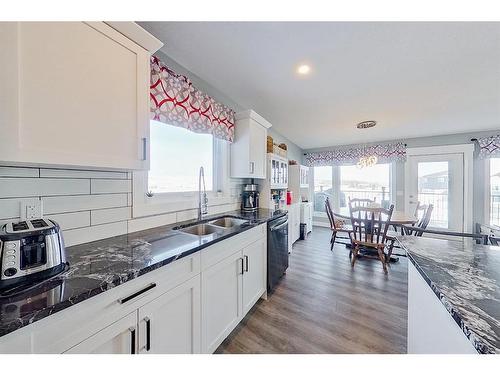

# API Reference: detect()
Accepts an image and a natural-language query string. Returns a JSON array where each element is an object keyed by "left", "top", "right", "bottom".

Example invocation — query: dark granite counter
[
  {"left": 0, "top": 209, "right": 286, "bottom": 339},
  {"left": 398, "top": 236, "right": 500, "bottom": 354}
]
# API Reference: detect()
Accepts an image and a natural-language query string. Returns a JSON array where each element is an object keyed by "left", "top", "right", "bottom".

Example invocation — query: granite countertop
[
  {"left": 0, "top": 209, "right": 286, "bottom": 339},
  {"left": 398, "top": 236, "right": 500, "bottom": 354}
]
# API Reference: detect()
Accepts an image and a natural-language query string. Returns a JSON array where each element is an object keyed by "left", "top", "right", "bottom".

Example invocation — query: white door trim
[{"left": 404, "top": 144, "right": 474, "bottom": 232}]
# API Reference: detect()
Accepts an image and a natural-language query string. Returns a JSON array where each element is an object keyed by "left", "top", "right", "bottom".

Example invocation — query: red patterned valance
[
  {"left": 305, "top": 142, "right": 407, "bottom": 167},
  {"left": 476, "top": 135, "right": 500, "bottom": 158},
  {"left": 150, "top": 56, "right": 235, "bottom": 142}
]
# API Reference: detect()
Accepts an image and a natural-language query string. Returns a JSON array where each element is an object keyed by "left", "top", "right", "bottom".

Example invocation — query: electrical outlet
[{"left": 21, "top": 200, "right": 42, "bottom": 220}]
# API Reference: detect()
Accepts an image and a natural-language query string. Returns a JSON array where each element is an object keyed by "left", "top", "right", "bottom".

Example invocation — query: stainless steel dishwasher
[{"left": 267, "top": 214, "right": 289, "bottom": 292}]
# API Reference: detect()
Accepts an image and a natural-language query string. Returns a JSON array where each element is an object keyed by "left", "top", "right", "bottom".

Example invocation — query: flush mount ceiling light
[
  {"left": 356, "top": 120, "right": 377, "bottom": 129},
  {"left": 297, "top": 64, "right": 311, "bottom": 75}
]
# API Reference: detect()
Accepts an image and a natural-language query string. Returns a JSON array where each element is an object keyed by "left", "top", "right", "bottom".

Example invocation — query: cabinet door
[
  {"left": 64, "top": 312, "right": 137, "bottom": 354},
  {"left": 138, "top": 275, "right": 201, "bottom": 354},
  {"left": 10, "top": 22, "right": 150, "bottom": 170},
  {"left": 249, "top": 121, "right": 267, "bottom": 178},
  {"left": 201, "top": 251, "right": 244, "bottom": 353},
  {"left": 242, "top": 238, "right": 267, "bottom": 315}
]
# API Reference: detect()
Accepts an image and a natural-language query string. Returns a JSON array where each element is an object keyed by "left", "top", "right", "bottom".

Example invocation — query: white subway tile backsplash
[
  {"left": 0, "top": 166, "right": 39, "bottom": 178},
  {"left": 45, "top": 211, "right": 91, "bottom": 230},
  {"left": 40, "top": 168, "right": 128, "bottom": 180},
  {"left": 0, "top": 178, "right": 89, "bottom": 198},
  {"left": 0, "top": 165, "right": 245, "bottom": 247},
  {"left": 90, "top": 179, "right": 132, "bottom": 194},
  {"left": 175, "top": 209, "right": 197, "bottom": 222},
  {"left": 63, "top": 221, "right": 128, "bottom": 247},
  {"left": 91, "top": 207, "right": 132, "bottom": 226},
  {"left": 0, "top": 197, "right": 40, "bottom": 219},
  {"left": 128, "top": 213, "right": 176, "bottom": 233},
  {"left": 42, "top": 194, "right": 128, "bottom": 214}
]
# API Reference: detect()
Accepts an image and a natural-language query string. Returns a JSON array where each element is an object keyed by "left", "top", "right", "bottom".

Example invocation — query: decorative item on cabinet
[
  {"left": 230, "top": 110, "right": 272, "bottom": 179},
  {"left": 267, "top": 136, "right": 274, "bottom": 153}
]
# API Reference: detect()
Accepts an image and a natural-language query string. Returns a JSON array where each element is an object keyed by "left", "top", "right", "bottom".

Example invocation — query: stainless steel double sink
[{"left": 176, "top": 216, "right": 249, "bottom": 237}]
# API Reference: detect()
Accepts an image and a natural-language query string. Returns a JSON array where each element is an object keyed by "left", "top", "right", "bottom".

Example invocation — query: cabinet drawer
[{"left": 201, "top": 224, "right": 266, "bottom": 271}]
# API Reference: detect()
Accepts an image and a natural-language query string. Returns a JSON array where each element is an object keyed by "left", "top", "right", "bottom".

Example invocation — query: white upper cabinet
[
  {"left": 230, "top": 110, "right": 272, "bottom": 179},
  {"left": 0, "top": 22, "right": 162, "bottom": 170}
]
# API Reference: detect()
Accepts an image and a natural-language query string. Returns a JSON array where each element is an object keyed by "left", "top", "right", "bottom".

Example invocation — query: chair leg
[
  {"left": 351, "top": 245, "right": 360, "bottom": 267},
  {"left": 331, "top": 232, "right": 337, "bottom": 251},
  {"left": 377, "top": 247, "right": 388, "bottom": 274}
]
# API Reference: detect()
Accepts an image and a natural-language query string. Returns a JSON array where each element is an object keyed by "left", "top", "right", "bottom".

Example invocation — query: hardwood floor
[{"left": 215, "top": 226, "right": 408, "bottom": 354}]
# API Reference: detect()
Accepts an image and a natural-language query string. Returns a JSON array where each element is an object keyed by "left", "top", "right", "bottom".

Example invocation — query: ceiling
[{"left": 139, "top": 22, "right": 500, "bottom": 150}]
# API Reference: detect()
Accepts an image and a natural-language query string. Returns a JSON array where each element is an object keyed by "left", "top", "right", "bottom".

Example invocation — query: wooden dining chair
[
  {"left": 348, "top": 202, "right": 395, "bottom": 273},
  {"left": 404, "top": 204, "right": 434, "bottom": 236},
  {"left": 349, "top": 197, "right": 376, "bottom": 208},
  {"left": 325, "top": 197, "right": 353, "bottom": 251},
  {"left": 476, "top": 223, "right": 500, "bottom": 246}
]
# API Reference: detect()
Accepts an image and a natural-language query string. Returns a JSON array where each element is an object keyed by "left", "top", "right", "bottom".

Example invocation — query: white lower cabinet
[
  {"left": 0, "top": 224, "right": 267, "bottom": 354},
  {"left": 65, "top": 275, "right": 201, "bottom": 354},
  {"left": 65, "top": 312, "right": 137, "bottom": 354},
  {"left": 201, "top": 236, "right": 267, "bottom": 353},
  {"left": 242, "top": 238, "right": 267, "bottom": 315},
  {"left": 138, "top": 274, "right": 201, "bottom": 354},
  {"left": 201, "top": 251, "right": 244, "bottom": 353}
]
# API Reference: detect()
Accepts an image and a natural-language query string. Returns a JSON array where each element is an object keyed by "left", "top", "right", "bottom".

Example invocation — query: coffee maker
[{"left": 241, "top": 182, "right": 259, "bottom": 212}]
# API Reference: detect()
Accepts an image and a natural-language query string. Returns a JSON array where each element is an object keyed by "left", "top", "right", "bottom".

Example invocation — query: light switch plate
[{"left": 21, "top": 200, "right": 42, "bottom": 220}]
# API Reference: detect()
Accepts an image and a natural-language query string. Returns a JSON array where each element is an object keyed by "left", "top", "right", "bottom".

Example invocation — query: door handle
[
  {"left": 240, "top": 257, "right": 245, "bottom": 275},
  {"left": 249, "top": 161, "right": 255, "bottom": 174},
  {"left": 144, "top": 317, "right": 151, "bottom": 352},
  {"left": 129, "top": 327, "right": 136, "bottom": 354},
  {"left": 244, "top": 255, "right": 249, "bottom": 272}
]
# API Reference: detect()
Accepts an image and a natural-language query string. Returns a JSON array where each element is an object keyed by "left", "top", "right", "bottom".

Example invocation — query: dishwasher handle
[{"left": 270, "top": 220, "right": 288, "bottom": 232}]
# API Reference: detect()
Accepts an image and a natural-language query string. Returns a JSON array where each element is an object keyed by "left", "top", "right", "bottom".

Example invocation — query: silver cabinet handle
[
  {"left": 244, "top": 255, "right": 249, "bottom": 272},
  {"left": 240, "top": 257, "right": 245, "bottom": 274},
  {"left": 249, "top": 161, "right": 255, "bottom": 174},
  {"left": 142, "top": 137, "right": 147, "bottom": 161}
]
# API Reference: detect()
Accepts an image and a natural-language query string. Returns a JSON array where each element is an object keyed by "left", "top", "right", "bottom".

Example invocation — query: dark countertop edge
[
  {"left": 0, "top": 210, "right": 286, "bottom": 338},
  {"left": 401, "top": 243, "right": 493, "bottom": 354}
]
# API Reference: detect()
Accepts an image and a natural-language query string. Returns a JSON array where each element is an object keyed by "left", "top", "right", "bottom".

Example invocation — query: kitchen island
[{"left": 398, "top": 236, "right": 500, "bottom": 354}]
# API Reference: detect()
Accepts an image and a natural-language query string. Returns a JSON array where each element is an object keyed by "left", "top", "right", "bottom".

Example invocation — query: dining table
[{"left": 334, "top": 206, "right": 418, "bottom": 225}]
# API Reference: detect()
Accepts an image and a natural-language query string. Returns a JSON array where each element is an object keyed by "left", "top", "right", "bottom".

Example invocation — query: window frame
[
  {"left": 132, "top": 124, "right": 233, "bottom": 218},
  {"left": 312, "top": 162, "right": 396, "bottom": 218},
  {"left": 485, "top": 157, "right": 500, "bottom": 227}
]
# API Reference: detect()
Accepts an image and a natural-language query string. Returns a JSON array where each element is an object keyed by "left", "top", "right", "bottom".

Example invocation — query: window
[
  {"left": 489, "top": 158, "right": 500, "bottom": 226},
  {"left": 339, "top": 163, "right": 391, "bottom": 208},
  {"left": 313, "top": 166, "right": 332, "bottom": 213},
  {"left": 148, "top": 121, "right": 215, "bottom": 194}
]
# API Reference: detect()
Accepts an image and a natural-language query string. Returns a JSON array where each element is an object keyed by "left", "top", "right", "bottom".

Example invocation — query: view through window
[
  {"left": 313, "top": 166, "right": 332, "bottom": 212},
  {"left": 148, "top": 121, "right": 214, "bottom": 194},
  {"left": 339, "top": 163, "right": 391, "bottom": 208},
  {"left": 490, "top": 158, "right": 500, "bottom": 226},
  {"left": 417, "top": 161, "right": 448, "bottom": 228}
]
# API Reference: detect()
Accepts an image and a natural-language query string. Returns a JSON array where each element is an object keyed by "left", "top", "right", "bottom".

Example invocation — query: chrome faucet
[{"left": 198, "top": 166, "right": 208, "bottom": 221}]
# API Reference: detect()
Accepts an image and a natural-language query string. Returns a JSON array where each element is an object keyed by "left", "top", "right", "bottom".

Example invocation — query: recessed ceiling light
[
  {"left": 356, "top": 120, "right": 377, "bottom": 129},
  {"left": 297, "top": 64, "right": 311, "bottom": 75}
]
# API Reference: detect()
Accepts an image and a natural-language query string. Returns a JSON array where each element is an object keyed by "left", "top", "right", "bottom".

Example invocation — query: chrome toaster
[{"left": 0, "top": 219, "right": 67, "bottom": 292}]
